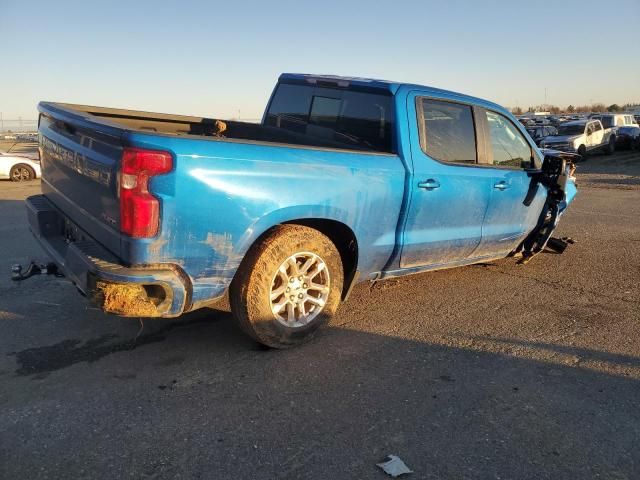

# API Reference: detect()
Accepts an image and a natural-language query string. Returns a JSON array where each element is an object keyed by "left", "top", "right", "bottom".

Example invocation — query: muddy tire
[
  {"left": 10, "top": 164, "right": 35, "bottom": 182},
  {"left": 229, "top": 225, "right": 343, "bottom": 349},
  {"left": 604, "top": 136, "right": 615, "bottom": 155}
]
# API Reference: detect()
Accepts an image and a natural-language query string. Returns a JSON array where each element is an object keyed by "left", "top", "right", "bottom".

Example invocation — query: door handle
[
  {"left": 493, "top": 181, "right": 510, "bottom": 190},
  {"left": 418, "top": 179, "right": 440, "bottom": 190}
]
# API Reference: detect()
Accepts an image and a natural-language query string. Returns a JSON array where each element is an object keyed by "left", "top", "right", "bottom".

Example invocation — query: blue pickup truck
[{"left": 27, "top": 73, "right": 577, "bottom": 347}]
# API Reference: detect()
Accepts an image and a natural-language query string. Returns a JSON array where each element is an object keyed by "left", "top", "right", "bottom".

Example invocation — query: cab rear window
[{"left": 265, "top": 83, "right": 395, "bottom": 153}]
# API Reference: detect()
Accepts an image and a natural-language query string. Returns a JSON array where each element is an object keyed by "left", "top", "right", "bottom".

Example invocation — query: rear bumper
[{"left": 26, "top": 195, "right": 188, "bottom": 317}]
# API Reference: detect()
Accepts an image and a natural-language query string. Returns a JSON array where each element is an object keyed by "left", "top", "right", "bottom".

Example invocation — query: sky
[{"left": 1, "top": 0, "right": 639, "bottom": 122}]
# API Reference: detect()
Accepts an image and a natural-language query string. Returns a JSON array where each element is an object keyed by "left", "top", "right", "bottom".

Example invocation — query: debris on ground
[
  {"left": 546, "top": 236, "right": 576, "bottom": 254},
  {"left": 376, "top": 455, "right": 413, "bottom": 477},
  {"left": 94, "top": 282, "right": 157, "bottom": 316}
]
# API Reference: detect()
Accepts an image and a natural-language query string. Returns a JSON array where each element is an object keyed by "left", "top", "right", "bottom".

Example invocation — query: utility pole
[
  {"left": 0, "top": 112, "right": 3, "bottom": 132},
  {"left": 544, "top": 87, "right": 547, "bottom": 108}
]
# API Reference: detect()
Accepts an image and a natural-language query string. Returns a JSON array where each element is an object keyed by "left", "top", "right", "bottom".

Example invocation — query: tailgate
[{"left": 38, "top": 102, "right": 124, "bottom": 257}]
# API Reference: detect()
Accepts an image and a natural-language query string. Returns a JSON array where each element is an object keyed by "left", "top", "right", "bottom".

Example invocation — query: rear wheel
[
  {"left": 229, "top": 225, "right": 343, "bottom": 348},
  {"left": 10, "top": 164, "right": 35, "bottom": 182},
  {"left": 577, "top": 144, "right": 587, "bottom": 160},
  {"left": 604, "top": 136, "right": 615, "bottom": 155}
]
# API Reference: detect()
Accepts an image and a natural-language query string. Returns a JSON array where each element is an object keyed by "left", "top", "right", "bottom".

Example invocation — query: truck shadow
[{"left": 2, "top": 302, "right": 639, "bottom": 479}]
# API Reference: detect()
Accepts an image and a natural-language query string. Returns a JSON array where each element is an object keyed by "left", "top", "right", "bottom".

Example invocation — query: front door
[
  {"left": 400, "top": 94, "right": 493, "bottom": 269},
  {"left": 473, "top": 109, "right": 547, "bottom": 257}
]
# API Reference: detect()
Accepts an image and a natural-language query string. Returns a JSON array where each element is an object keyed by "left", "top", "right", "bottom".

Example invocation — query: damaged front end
[{"left": 517, "top": 150, "right": 578, "bottom": 264}]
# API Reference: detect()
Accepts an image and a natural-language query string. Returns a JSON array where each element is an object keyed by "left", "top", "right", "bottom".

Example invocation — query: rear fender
[{"left": 234, "top": 204, "right": 354, "bottom": 259}]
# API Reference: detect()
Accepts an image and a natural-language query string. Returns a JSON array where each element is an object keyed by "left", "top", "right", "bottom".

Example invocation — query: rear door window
[{"left": 417, "top": 98, "right": 477, "bottom": 164}]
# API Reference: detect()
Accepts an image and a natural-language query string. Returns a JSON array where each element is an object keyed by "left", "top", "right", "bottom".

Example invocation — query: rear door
[
  {"left": 472, "top": 109, "right": 547, "bottom": 257},
  {"left": 400, "top": 94, "right": 493, "bottom": 268}
]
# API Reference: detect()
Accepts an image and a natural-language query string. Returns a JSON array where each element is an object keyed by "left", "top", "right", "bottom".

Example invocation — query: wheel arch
[
  {"left": 235, "top": 217, "right": 359, "bottom": 301},
  {"left": 283, "top": 218, "right": 359, "bottom": 300}
]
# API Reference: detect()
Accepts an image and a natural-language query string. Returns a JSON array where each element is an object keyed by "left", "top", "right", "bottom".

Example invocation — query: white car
[{"left": 0, "top": 153, "right": 41, "bottom": 181}]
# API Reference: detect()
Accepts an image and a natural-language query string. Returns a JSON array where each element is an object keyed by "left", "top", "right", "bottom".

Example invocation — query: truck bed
[{"left": 46, "top": 103, "right": 379, "bottom": 153}]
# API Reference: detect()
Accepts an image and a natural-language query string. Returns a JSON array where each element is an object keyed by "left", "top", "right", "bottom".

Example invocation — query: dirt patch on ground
[{"left": 94, "top": 282, "right": 158, "bottom": 317}]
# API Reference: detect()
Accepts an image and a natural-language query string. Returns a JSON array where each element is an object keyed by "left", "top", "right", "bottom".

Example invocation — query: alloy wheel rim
[
  {"left": 269, "top": 252, "right": 330, "bottom": 328},
  {"left": 12, "top": 167, "right": 30, "bottom": 181}
]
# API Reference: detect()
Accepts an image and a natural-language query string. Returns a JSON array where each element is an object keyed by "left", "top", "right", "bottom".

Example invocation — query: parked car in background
[
  {"left": 26, "top": 73, "right": 577, "bottom": 348},
  {"left": 615, "top": 125, "right": 640, "bottom": 149},
  {"left": 518, "top": 117, "right": 535, "bottom": 127},
  {"left": 540, "top": 119, "right": 614, "bottom": 156},
  {"left": 591, "top": 114, "right": 636, "bottom": 150},
  {"left": 16, "top": 133, "right": 39, "bottom": 142},
  {"left": 526, "top": 125, "right": 558, "bottom": 146},
  {"left": 534, "top": 117, "right": 551, "bottom": 125},
  {"left": 634, "top": 115, "right": 640, "bottom": 125},
  {"left": 0, "top": 153, "right": 41, "bottom": 181},
  {"left": 547, "top": 116, "right": 564, "bottom": 127},
  {"left": 591, "top": 113, "right": 637, "bottom": 131}
]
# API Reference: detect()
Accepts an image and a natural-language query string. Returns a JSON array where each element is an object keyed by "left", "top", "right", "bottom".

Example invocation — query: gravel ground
[{"left": 0, "top": 150, "right": 639, "bottom": 479}]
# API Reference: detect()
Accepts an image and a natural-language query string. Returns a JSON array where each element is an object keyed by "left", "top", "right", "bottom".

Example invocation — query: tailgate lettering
[{"left": 41, "top": 136, "right": 112, "bottom": 186}]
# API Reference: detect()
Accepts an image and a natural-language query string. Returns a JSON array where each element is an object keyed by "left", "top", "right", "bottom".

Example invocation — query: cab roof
[{"left": 279, "top": 73, "right": 505, "bottom": 112}]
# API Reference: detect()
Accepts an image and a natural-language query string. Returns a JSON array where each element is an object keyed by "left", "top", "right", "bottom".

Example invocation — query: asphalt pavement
[{"left": 0, "top": 150, "right": 639, "bottom": 479}]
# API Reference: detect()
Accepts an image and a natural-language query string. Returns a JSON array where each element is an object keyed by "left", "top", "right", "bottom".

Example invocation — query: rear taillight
[{"left": 120, "top": 147, "right": 172, "bottom": 238}]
